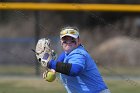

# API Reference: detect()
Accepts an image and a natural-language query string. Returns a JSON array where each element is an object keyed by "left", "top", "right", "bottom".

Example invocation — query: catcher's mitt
[{"left": 35, "top": 38, "right": 57, "bottom": 67}]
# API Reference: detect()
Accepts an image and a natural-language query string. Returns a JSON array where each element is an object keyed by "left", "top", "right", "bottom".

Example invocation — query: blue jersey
[{"left": 59, "top": 45, "right": 108, "bottom": 93}]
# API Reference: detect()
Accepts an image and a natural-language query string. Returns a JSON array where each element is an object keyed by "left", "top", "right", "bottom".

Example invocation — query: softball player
[{"left": 45, "top": 27, "right": 111, "bottom": 93}]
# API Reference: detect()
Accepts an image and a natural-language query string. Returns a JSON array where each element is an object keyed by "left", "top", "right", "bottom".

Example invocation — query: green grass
[
  {"left": 99, "top": 66, "right": 140, "bottom": 76},
  {"left": 106, "top": 80, "right": 140, "bottom": 93},
  {"left": 0, "top": 65, "right": 140, "bottom": 76},
  {"left": 0, "top": 65, "right": 35, "bottom": 75},
  {"left": 0, "top": 77, "right": 139, "bottom": 93},
  {"left": 0, "top": 77, "right": 66, "bottom": 93},
  {"left": 0, "top": 65, "right": 140, "bottom": 93}
]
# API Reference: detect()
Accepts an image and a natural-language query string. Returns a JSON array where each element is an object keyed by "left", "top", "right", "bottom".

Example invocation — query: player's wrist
[{"left": 47, "top": 59, "right": 57, "bottom": 70}]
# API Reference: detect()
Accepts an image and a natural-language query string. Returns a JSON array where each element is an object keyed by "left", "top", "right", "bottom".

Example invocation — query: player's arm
[
  {"left": 48, "top": 61, "right": 83, "bottom": 76},
  {"left": 57, "top": 52, "right": 65, "bottom": 62},
  {"left": 47, "top": 54, "right": 85, "bottom": 76}
]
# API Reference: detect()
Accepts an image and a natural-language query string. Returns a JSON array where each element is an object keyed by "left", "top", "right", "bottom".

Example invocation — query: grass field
[
  {"left": 0, "top": 65, "right": 139, "bottom": 93},
  {"left": 107, "top": 80, "right": 140, "bottom": 93},
  {"left": 0, "top": 65, "right": 35, "bottom": 75},
  {"left": 0, "top": 76, "right": 66, "bottom": 93},
  {"left": 0, "top": 65, "right": 140, "bottom": 76},
  {"left": 98, "top": 66, "right": 140, "bottom": 76},
  {"left": 0, "top": 76, "right": 139, "bottom": 93}
]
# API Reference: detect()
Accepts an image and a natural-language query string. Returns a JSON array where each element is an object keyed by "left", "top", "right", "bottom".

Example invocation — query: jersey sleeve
[{"left": 68, "top": 53, "right": 86, "bottom": 70}]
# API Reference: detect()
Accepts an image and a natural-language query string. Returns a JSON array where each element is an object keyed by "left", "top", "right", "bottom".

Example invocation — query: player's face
[{"left": 61, "top": 36, "right": 79, "bottom": 53}]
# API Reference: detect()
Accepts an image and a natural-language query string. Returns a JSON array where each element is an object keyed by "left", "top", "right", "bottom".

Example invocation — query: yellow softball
[{"left": 44, "top": 69, "right": 56, "bottom": 82}]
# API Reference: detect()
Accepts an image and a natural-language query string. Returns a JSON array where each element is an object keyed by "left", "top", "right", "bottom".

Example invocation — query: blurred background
[{"left": 0, "top": 0, "right": 140, "bottom": 93}]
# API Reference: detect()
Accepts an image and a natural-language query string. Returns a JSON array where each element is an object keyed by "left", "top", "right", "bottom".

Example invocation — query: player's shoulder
[{"left": 71, "top": 45, "right": 88, "bottom": 56}]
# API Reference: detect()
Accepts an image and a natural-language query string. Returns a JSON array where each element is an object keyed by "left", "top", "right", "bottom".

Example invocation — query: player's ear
[{"left": 77, "top": 37, "right": 81, "bottom": 45}]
